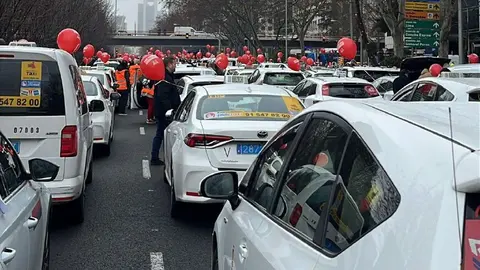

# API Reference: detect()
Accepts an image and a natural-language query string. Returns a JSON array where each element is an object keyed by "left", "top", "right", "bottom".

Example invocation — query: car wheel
[
  {"left": 170, "top": 180, "right": 182, "bottom": 218},
  {"left": 70, "top": 190, "right": 85, "bottom": 224},
  {"left": 211, "top": 239, "right": 219, "bottom": 270},
  {"left": 86, "top": 160, "right": 93, "bottom": 184}
]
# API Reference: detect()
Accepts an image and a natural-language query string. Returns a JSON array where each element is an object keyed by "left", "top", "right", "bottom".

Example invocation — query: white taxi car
[
  {"left": 292, "top": 77, "right": 381, "bottom": 107},
  {"left": 0, "top": 130, "right": 59, "bottom": 269},
  {"left": 0, "top": 46, "right": 93, "bottom": 224},
  {"left": 198, "top": 100, "right": 480, "bottom": 270},
  {"left": 82, "top": 75, "right": 119, "bottom": 156},
  {"left": 163, "top": 84, "right": 304, "bottom": 218},
  {"left": 80, "top": 67, "right": 120, "bottom": 107},
  {"left": 333, "top": 66, "right": 400, "bottom": 82},
  {"left": 174, "top": 66, "right": 217, "bottom": 83},
  {"left": 390, "top": 77, "right": 480, "bottom": 102},
  {"left": 248, "top": 67, "right": 305, "bottom": 91},
  {"left": 175, "top": 75, "right": 224, "bottom": 101}
]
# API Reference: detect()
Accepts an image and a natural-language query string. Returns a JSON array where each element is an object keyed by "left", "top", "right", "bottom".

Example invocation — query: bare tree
[
  {"left": 290, "top": 0, "right": 328, "bottom": 54},
  {"left": 438, "top": 0, "right": 456, "bottom": 57},
  {"left": 354, "top": 0, "right": 379, "bottom": 65}
]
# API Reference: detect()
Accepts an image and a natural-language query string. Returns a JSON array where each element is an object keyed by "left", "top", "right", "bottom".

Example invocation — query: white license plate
[{"left": 12, "top": 141, "right": 20, "bottom": 153}]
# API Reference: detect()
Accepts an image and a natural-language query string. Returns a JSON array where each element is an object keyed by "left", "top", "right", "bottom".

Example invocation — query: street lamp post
[
  {"left": 458, "top": 0, "right": 464, "bottom": 63},
  {"left": 114, "top": 0, "right": 118, "bottom": 33},
  {"left": 349, "top": 0, "right": 353, "bottom": 38},
  {"left": 285, "top": 0, "right": 288, "bottom": 58}
]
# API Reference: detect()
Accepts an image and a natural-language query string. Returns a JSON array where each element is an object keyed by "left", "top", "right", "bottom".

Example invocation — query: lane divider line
[
  {"left": 139, "top": 110, "right": 144, "bottom": 116},
  {"left": 140, "top": 127, "right": 145, "bottom": 135},
  {"left": 150, "top": 252, "right": 165, "bottom": 270},
  {"left": 142, "top": 160, "right": 151, "bottom": 179}
]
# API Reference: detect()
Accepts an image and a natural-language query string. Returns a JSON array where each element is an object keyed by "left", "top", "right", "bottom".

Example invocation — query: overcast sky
[{"left": 110, "top": 0, "right": 164, "bottom": 31}]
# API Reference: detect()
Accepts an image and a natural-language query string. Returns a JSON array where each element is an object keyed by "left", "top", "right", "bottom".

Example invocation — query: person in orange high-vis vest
[
  {"left": 115, "top": 60, "right": 131, "bottom": 115},
  {"left": 141, "top": 78, "right": 155, "bottom": 124},
  {"left": 129, "top": 59, "right": 142, "bottom": 86}
]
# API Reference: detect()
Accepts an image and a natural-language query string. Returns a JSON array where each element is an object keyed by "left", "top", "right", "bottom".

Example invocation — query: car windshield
[
  {"left": 352, "top": 70, "right": 400, "bottom": 82},
  {"left": 82, "top": 81, "right": 98, "bottom": 96},
  {"left": 197, "top": 94, "right": 304, "bottom": 121},
  {"left": 88, "top": 73, "right": 105, "bottom": 85},
  {"left": 0, "top": 59, "right": 65, "bottom": 116},
  {"left": 263, "top": 73, "right": 304, "bottom": 86}
]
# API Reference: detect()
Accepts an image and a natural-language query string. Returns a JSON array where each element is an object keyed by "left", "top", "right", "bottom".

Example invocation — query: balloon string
[{"left": 154, "top": 80, "right": 184, "bottom": 89}]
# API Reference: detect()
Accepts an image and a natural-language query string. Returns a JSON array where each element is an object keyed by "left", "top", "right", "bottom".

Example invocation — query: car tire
[
  {"left": 170, "top": 181, "right": 182, "bottom": 218},
  {"left": 86, "top": 161, "right": 93, "bottom": 184},
  {"left": 212, "top": 239, "right": 219, "bottom": 270},
  {"left": 70, "top": 190, "right": 85, "bottom": 224},
  {"left": 103, "top": 142, "right": 111, "bottom": 157}
]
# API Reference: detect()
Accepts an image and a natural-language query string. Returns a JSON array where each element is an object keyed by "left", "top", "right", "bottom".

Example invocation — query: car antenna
[{"left": 448, "top": 107, "right": 463, "bottom": 253}]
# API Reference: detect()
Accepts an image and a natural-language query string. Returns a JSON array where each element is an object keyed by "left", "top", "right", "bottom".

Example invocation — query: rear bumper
[
  {"left": 175, "top": 155, "right": 246, "bottom": 204},
  {"left": 42, "top": 175, "right": 83, "bottom": 203}
]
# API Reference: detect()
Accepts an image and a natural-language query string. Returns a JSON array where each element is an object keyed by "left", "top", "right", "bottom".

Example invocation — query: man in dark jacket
[
  {"left": 151, "top": 57, "right": 180, "bottom": 165},
  {"left": 392, "top": 69, "right": 411, "bottom": 94}
]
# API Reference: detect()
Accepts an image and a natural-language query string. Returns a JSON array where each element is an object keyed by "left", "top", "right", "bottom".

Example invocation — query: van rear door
[{"left": 0, "top": 51, "right": 66, "bottom": 180}]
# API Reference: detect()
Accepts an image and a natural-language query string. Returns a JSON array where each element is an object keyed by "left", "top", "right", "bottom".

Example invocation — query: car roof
[
  {"left": 258, "top": 67, "right": 300, "bottom": 73},
  {"left": 309, "top": 77, "right": 370, "bottom": 83},
  {"left": 196, "top": 84, "right": 291, "bottom": 96},
  {"left": 448, "top": 64, "right": 480, "bottom": 73},
  {"left": 84, "top": 70, "right": 107, "bottom": 75},
  {"left": 81, "top": 75, "right": 98, "bottom": 83},
  {"left": 341, "top": 66, "right": 400, "bottom": 71},
  {"left": 375, "top": 76, "right": 398, "bottom": 81},
  {"left": 183, "top": 75, "right": 224, "bottom": 82},
  {"left": 303, "top": 100, "right": 479, "bottom": 150},
  {"left": 416, "top": 77, "right": 479, "bottom": 92},
  {"left": 0, "top": 45, "right": 73, "bottom": 60}
]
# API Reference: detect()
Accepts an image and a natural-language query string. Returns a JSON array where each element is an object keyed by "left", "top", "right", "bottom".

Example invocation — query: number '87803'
[{"left": 13, "top": 127, "right": 40, "bottom": 134}]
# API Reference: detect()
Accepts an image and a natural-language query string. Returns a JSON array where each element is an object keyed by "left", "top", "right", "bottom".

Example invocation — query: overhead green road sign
[
  {"left": 405, "top": 39, "right": 440, "bottom": 47},
  {"left": 405, "top": 28, "right": 440, "bottom": 38},
  {"left": 405, "top": 20, "right": 440, "bottom": 29}
]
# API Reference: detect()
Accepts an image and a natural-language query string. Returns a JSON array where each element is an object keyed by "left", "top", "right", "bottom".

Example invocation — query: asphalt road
[{"left": 50, "top": 109, "right": 222, "bottom": 270}]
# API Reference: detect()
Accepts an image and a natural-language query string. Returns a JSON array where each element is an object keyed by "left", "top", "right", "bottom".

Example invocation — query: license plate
[
  {"left": 236, "top": 144, "right": 263, "bottom": 155},
  {"left": 12, "top": 141, "right": 20, "bottom": 153}
]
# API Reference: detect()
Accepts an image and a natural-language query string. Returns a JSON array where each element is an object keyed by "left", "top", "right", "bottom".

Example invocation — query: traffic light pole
[{"left": 458, "top": 0, "right": 463, "bottom": 63}]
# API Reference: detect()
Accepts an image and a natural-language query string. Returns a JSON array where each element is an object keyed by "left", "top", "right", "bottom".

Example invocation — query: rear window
[
  {"left": 197, "top": 94, "right": 304, "bottom": 121},
  {"left": 264, "top": 73, "right": 304, "bottom": 86},
  {"left": 0, "top": 59, "right": 65, "bottom": 116},
  {"left": 352, "top": 70, "right": 400, "bottom": 82},
  {"left": 327, "top": 83, "right": 377, "bottom": 98},
  {"left": 88, "top": 73, "right": 105, "bottom": 85},
  {"left": 83, "top": 81, "right": 98, "bottom": 96},
  {"left": 187, "top": 81, "right": 224, "bottom": 93},
  {"left": 314, "top": 72, "right": 334, "bottom": 77}
]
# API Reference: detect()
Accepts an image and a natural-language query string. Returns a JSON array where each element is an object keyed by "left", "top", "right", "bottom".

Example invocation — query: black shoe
[{"left": 150, "top": 159, "right": 164, "bottom": 166}]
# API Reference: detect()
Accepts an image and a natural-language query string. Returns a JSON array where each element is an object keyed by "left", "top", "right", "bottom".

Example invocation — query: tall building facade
[
  {"left": 137, "top": 0, "right": 157, "bottom": 33},
  {"left": 115, "top": 15, "right": 127, "bottom": 31}
]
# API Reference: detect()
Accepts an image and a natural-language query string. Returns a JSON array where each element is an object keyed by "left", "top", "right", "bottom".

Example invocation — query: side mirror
[
  {"left": 28, "top": 159, "right": 59, "bottom": 182},
  {"left": 89, "top": 100, "right": 105, "bottom": 112},
  {"left": 110, "top": 92, "right": 121, "bottom": 100},
  {"left": 165, "top": 109, "right": 173, "bottom": 121},
  {"left": 112, "top": 82, "right": 119, "bottom": 89},
  {"left": 200, "top": 171, "right": 239, "bottom": 208}
]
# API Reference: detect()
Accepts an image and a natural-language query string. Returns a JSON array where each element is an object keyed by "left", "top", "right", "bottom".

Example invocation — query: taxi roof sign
[{"left": 224, "top": 75, "right": 249, "bottom": 84}]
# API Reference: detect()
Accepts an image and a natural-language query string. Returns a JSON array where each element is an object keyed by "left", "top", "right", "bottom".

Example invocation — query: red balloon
[
  {"left": 241, "top": 54, "right": 249, "bottom": 64},
  {"left": 257, "top": 54, "right": 266, "bottom": 63},
  {"left": 122, "top": 56, "right": 130, "bottom": 62},
  {"left": 246, "top": 50, "right": 251, "bottom": 55},
  {"left": 301, "top": 56, "right": 307, "bottom": 62},
  {"left": 215, "top": 53, "right": 228, "bottom": 70},
  {"left": 205, "top": 52, "right": 212, "bottom": 58},
  {"left": 82, "top": 57, "right": 89, "bottom": 65},
  {"left": 429, "top": 64, "right": 443, "bottom": 77},
  {"left": 337, "top": 37, "right": 357, "bottom": 59},
  {"left": 83, "top": 44, "right": 95, "bottom": 58},
  {"left": 226, "top": 48, "right": 231, "bottom": 53},
  {"left": 320, "top": 48, "right": 326, "bottom": 54},
  {"left": 306, "top": 58, "right": 314, "bottom": 66},
  {"left": 140, "top": 55, "right": 165, "bottom": 80},
  {"left": 100, "top": 53, "right": 110, "bottom": 63},
  {"left": 57, "top": 28, "right": 81, "bottom": 54},
  {"left": 277, "top": 52, "right": 284, "bottom": 58},
  {"left": 277, "top": 58, "right": 282, "bottom": 63},
  {"left": 256, "top": 48, "right": 262, "bottom": 54},
  {"left": 287, "top": 57, "right": 301, "bottom": 71},
  {"left": 468, "top": 53, "right": 479, "bottom": 63},
  {"left": 96, "top": 51, "right": 102, "bottom": 58},
  {"left": 155, "top": 49, "right": 160, "bottom": 55},
  {"left": 206, "top": 44, "right": 211, "bottom": 50},
  {"left": 149, "top": 47, "right": 154, "bottom": 52},
  {"left": 243, "top": 46, "right": 248, "bottom": 52},
  {"left": 230, "top": 51, "right": 237, "bottom": 58},
  {"left": 100, "top": 48, "right": 104, "bottom": 51},
  {"left": 196, "top": 52, "right": 203, "bottom": 59}
]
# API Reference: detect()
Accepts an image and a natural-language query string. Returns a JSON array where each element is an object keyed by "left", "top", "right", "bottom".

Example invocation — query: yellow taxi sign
[
  {"left": 0, "top": 96, "right": 40, "bottom": 108},
  {"left": 204, "top": 111, "right": 292, "bottom": 119},
  {"left": 207, "top": 95, "right": 225, "bottom": 99}
]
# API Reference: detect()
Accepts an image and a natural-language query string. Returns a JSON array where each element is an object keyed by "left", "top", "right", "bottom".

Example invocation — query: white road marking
[
  {"left": 139, "top": 110, "right": 144, "bottom": 116},
  {"left": 150, "top": 252, "right": 164, "bottom": 270},
  {"left": 140, "top": 127, "right": 145, "bottom": 135},
  {"left": 142, "top": 160, "right": 151, "bottom": 179}
]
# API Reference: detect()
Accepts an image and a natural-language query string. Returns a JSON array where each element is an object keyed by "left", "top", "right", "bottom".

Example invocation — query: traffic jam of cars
[{"left": 0, "top": 40, "right": 479, "bottom": 269}]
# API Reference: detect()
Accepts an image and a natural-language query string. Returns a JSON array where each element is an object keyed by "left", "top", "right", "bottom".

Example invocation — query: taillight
[
  {"left": 289, "top": 203, "right": 303, "bottom": 226},
  {"left": 184, "top": 133, "right": 232, "bottom": 148},
  {"left": 60, "top": 125, "right": 78, "bottom": 157},
  {"left": 322, "top": 84, "right": 329, "bottom": 96},
  {"left": 364, "top": 85, "right": 379, "bottom": 97},
  {"left": 462, "top": 193, "right": 480, "bottom": 270}
]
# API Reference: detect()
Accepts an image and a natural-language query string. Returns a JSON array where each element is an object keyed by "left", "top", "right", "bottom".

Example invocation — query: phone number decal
[{"left": 0, "top": 96, "right": 40, "bottom": 108}]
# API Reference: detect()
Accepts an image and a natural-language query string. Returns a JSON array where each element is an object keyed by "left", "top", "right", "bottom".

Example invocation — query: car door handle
[
  {"left": 26, "top": 217, "right": 38, "bottom": 229},
  {"left": 1, "top": 248, "right": 16, "bottom": 264},
  {"left": 167, "top": 129, "right": 171, "bottom": 133},
  {"left": 173, "top": 130, "right": 178, "bottom": 135},
  {"left": 238, "top": 243, "right": 248, "bottom": 261}
]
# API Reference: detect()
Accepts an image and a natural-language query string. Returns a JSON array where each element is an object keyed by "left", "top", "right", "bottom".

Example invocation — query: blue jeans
[{"left": 151, "top": 117, "right": 166, "bottom": 161}]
